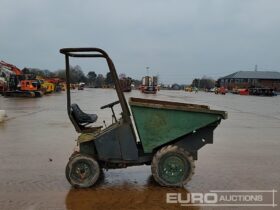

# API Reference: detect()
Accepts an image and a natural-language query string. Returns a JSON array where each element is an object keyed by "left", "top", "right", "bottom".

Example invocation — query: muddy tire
[
  {"left": 151, "top": 145, "right": 195, "bottom": 187},
  {"left": 65, "top": 154, "right": 100, "bottom": 188},
  {"left": 69, "top": 151, "right": 80, "bottom": 160}
]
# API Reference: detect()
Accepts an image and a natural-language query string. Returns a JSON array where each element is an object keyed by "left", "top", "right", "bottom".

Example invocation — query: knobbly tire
[
  {"left": 68, "top": 151, "right": 80, "bottom": 160},
  {"left": 151, "top": 145, "right": 195, "bottom": 187},
  {"left": 65, "top": 154, "right": 100, "bottom": 188}
]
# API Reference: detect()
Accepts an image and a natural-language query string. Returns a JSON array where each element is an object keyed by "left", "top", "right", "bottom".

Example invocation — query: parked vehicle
[
  {"left": 215, "top": 87, "right": 227, "bottom": 95},
  {"left": 39, "top": 80, "right": 55, "bottom": 94},
  {"left": 119, "top": 77, "right": 132, "bottom": 92},
  {"left": 1, "top": 61, "right": 43, "bottom": 97},
  {"left": 4, "top": 76, "right": 43, "bottom": 97},
  {"left": 140, "top": 76, "right": 158, "bottom": 94},
  {"left": 78, "top": 82, "right": 85, "bottom": 90},
  {"left": 239, "top": 89, "right": 249, "bottom": 95},
  {"left": 60, "top": 48, "right": 227, "bottom": 188},
  {"left": 249, "top": 88, "right": 275, "bottom": 96},
  {"left": 185, "top": 86, "right": 192, "bottom": 92}
]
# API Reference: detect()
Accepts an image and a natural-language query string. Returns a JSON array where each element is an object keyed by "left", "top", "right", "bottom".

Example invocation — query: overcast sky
[{"left": 1, "top": 0, "right": 280, "bottom": 84}]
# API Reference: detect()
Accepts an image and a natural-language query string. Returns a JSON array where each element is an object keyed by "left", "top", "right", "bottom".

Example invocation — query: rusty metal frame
[{"left": 60, "top": 48, "right": 131, "bottom": 132}]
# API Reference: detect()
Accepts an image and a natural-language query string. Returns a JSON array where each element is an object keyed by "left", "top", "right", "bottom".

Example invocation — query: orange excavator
[
  {"left": 0, "top": 61, "right": 43, "bottom": 97},
  {"left": 0, "top": 60, "right": 21, "bottom": 75}
]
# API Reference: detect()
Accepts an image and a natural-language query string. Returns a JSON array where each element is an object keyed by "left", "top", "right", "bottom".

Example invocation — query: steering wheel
[{"left": 100, "top": 100, "right": 120, "bottom": 109}]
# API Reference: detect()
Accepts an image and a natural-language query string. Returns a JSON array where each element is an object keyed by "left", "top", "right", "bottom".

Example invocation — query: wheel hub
[
  {"left": 159, "top": 154, "right": 188, "bottom": 184},
  {"left": 72, "top": 161, "right": 92, "bottom": 181}
]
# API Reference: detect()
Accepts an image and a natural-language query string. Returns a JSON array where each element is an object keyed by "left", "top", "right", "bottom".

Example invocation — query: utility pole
[
  {"left": 254, "top": 64, "right": 258, "bottom": 71},
  {"left": 146, "top": 66, "right": 150, "bottom": 76}
]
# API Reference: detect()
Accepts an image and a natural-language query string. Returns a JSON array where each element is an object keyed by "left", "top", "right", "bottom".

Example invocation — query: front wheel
[
  {"left": 151, "top": 145, "right": 195, "bottom": 187},
  {"left": 65, "top": 154, "right": 100, "bottom": 188}
]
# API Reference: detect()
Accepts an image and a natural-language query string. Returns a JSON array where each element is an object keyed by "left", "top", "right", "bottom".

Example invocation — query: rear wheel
[
  {"left": 65, "top": 154, "right": 100, "bottom": 188},
  {"left": 151, "top": 145, "right": 195, "bottom": 187}
]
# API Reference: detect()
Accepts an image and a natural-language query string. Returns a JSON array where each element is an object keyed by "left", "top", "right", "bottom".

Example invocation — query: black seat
[{"left": 71, "top": 104, "right": 98, "bottom": 124}]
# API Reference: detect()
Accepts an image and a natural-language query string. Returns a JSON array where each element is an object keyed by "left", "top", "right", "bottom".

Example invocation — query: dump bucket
[{"left": 129, "top": 98, "right": 227, "bottom": 153}]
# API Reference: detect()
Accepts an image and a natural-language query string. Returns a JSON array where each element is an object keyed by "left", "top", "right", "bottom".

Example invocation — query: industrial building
[{"left": 217, "top": 71, "right": 280, "bottom": 91}]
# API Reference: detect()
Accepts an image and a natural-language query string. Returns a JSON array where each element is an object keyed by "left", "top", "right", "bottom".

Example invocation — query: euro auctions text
[{"left": 166, "top": 190, "right": 277, "bottom": 207}]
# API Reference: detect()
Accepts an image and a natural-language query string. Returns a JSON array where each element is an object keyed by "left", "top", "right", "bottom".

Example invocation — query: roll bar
[{"left": 59, "top": 48, "right": 131, "bottom": 123}]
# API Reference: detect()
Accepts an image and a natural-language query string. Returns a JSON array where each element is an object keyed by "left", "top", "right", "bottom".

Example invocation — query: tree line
[
  {"left": 191, "top": 76, "right": 215, "bottom": 89},
  {"left": 22, "top": 65, "right": 119, "bottom": 88},
  {"left": 21, "top": 65, "right": 216, "bottom": 89}
]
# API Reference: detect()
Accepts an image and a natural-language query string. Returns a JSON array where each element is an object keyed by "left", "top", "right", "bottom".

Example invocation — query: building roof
[{"left": 220, "top": 71, "right": 280, "bottom": 80}]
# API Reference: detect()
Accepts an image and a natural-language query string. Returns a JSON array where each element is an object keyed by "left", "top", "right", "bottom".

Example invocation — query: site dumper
[{"left": 60, "top": 48, "right": 227, "bottom": 188}]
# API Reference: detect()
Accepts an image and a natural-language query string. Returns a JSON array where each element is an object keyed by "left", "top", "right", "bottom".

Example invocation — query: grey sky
[{"left": 1, "top": 0, "right": 280, "bottom": 84}]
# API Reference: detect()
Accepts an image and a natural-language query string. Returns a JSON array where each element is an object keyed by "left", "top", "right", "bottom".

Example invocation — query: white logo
[{"left": 166, "top": 190, "right": 277, "bottom": 207}]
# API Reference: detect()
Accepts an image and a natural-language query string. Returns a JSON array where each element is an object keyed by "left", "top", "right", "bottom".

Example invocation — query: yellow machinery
[
  {"left": 41, "top": 82, "right": 55, "bottom": 94},
  {"left": 185, "top": 86, "right": 193, "bottom": 92}
]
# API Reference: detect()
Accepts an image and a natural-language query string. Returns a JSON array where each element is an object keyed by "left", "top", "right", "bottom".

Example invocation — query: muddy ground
[{"left": 0, "top": 89, "right": 279, "bottom": 210}]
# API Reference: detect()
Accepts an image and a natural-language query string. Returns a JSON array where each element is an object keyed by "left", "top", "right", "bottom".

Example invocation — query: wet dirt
[{"left": 0, "top": 89, "right": 279, "bottom": 210}]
